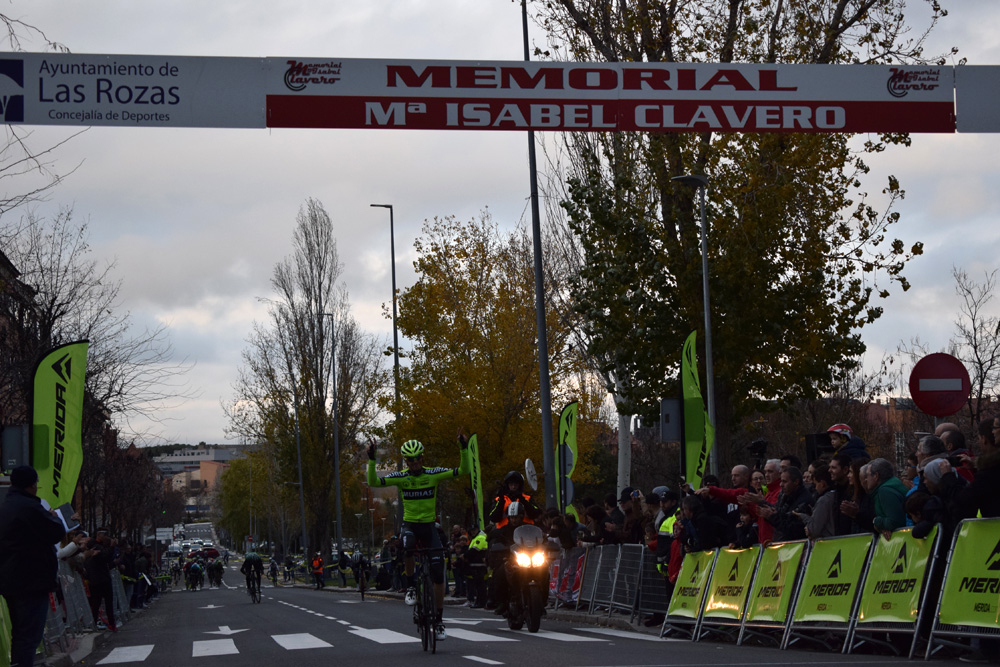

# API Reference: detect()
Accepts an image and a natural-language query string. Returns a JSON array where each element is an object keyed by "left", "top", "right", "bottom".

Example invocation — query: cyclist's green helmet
[{"left": 401, "top": 440, "right": 424, "bottom": 458}]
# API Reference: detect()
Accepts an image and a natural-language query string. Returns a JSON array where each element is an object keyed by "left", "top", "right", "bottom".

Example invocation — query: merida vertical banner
[
  {"left": 32, "top": 340, "right": 88, "bottom": 508},
  {"left": 702, "top": 546, "right": 761, "bottom": 622},
  {"left": 556, "top": 401, "right": 578, "bottom": 517},
  {"left": 468, "top": 434, "right": 484, "bottom": 531},
  {"left": 792, "top": 534, "right": 873, "bottom": 624},
  {"left": 681, "top": 331, "right": 711, "bottom": 489},
  {"left": 936, "top": 518, "right": 1000, "bottom": 628}
]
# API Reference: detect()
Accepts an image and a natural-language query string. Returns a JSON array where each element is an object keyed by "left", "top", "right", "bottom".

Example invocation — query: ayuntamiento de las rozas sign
[{"left": 5, "top": 53, "right": 998, "bottom": 132}]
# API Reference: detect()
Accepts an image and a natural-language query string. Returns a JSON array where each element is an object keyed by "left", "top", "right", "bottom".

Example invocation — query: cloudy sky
[{"left": 6, "top": 1, "right": 1000, "bottom": 445}]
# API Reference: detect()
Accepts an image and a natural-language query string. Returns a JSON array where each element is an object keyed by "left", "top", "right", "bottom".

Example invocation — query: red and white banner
[
  {"left": 266, "top": 59, "right": 956, "bottom": 133},
  {"left": 0, "top": 52, "right": 976, "bottom": 133}
]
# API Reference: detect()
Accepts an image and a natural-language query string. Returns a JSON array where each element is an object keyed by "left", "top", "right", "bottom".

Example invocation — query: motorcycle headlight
[
  {"left": 531, "top": 551, "right": 546, "bottom": 567},
  {"left": 514, "top": 551, "right": 531, "bottom": 567}
]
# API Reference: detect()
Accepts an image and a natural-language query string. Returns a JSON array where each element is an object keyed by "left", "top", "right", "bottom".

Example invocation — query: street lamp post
[
  {"left": 354, "top": 513, "right": 364, "bottom": 552},
  {"left": 292, "top": 387, "right": 310, "bottom": 556},
  {"left": 519, "top": 0, "right": 557, "bottom": 508},
  {"left": 370, "top": 203, "right": 405, "bottom": 527},
  {"left": 671, "top": 174, "right": 718, "bottom": 478},
  {"left": 325, "top": 313, "right": 343, "bottom": 550},
  {"left": 369, "top": 508, "right": 375, "bottom": 557}
]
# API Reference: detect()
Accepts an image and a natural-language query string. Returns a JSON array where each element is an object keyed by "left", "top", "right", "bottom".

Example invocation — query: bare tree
[
  {"left": 951, "top": 268, "right": 1000, "bottom": 427},
  {"left": 1, "top": 208, "right": 195, "bottom": 440},
  {"left": 225, "top": 199, "right": 389, "bottom": 565}
]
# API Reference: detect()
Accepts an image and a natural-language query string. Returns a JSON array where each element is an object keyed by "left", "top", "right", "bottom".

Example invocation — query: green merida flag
[
  {"left": 557, "top": 401, "right": 579, "bottom": 520},
  {"left": 682, "top": 331, "right": 713, "bottom": 490},
  {"left": 32, "top": 340, "right": 89, "bottom": 507},
  {"left": 468, "top": 434, "right": 484, "bottom": 531}
]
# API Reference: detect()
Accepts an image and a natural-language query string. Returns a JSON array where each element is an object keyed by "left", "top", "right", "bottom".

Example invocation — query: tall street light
[
  {"left": 370, "top": 203, "right": 404, "bottom": 529},
  {"left": 520, "top": 0, "right": 557, "bottom": 508},
  {"left": 325, "top": 312, "right": 343, "bottom": 551},
  {"left": 671, "top": 173, "right": 718, "bottom": 478}
]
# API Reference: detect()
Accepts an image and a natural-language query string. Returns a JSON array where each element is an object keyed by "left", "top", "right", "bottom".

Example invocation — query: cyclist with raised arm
[
  {"left": 241, "top": 551, "right": 263, "bottom": 598},
  {"left": 366, "top": 431, "right": 471, "bottom": 642}
]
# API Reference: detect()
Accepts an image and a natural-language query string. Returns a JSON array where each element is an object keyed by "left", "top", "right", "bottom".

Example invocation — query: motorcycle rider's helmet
[
  {"left": 401, "top": 440, "right": 425, "bottom": 458},
  {"left": 503, "top": 470, "right": 525, "bottom": 492},
  {"left": 507, "top": 500, "right": 526, "bottom": 521}
]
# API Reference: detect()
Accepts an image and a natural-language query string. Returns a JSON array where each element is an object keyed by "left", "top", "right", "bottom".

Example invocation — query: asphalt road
[{"left": 85, "top": 571, "right": 957, "bottom": 667}]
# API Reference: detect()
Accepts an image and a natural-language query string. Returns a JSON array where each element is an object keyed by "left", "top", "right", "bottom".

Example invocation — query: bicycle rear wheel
[{"left": 359, "top": 574, "right": 366, "bottom": 601}]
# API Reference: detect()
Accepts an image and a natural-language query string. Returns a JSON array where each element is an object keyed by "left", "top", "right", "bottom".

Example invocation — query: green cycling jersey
[{"left": 367, "top": 446, "right": 471, "bottom": 523}]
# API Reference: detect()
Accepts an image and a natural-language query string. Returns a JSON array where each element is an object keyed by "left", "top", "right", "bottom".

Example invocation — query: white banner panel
[
  {"left": 956, "top": 66, "right": 1000, "bottom": 132},
  {"left": 1, "top": 53, "right": 265, "bottom": 128}
]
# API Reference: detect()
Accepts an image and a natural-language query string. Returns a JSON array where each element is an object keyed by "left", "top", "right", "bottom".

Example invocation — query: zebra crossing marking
[
  {"left": 97, "top": 645, "right": 154, "bottom": 664},
  {"left": 446, "top": 628, "right": 519, "bottom": 642},
  {"left": 192, "top": 638, "right": 238, "bottom": 657},
  {"left": 271, "top": 633, "right": 333, "bottom": 650}
]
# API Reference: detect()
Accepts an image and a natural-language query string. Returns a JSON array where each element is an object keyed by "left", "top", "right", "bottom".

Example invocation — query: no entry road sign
[{"left": 908, "top": 353, "right": 971, "bottom": 418}]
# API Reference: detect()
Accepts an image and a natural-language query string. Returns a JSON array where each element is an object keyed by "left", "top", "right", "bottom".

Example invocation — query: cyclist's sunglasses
[{"left": 404, "top": 455, "right": 423, "bottom": 462}]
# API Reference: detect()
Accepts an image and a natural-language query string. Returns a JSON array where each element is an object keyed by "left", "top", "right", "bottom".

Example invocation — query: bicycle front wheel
[{"left": 423, "top": 573, "right": 436, "bottom": 654}]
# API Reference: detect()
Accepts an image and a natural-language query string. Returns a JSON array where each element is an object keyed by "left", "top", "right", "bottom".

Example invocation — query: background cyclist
[
  {"left": 241, "top": 551, "right": 263, "bottom": 595},
  {"left": 366, "top": 430, "right": 471, "bottom": 642}
]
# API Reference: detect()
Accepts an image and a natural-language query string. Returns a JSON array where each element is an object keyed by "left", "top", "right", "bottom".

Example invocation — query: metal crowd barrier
[{"left": 56, "top": 560, "right": 95, "bottom": 633}]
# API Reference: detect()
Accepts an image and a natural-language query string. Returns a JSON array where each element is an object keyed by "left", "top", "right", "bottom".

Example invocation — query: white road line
[
  {"left": 464, "top": 656, "right": 504, "bottom": 665},
  {"left": 575, "top": 627, "right": 686, "bottom": 641},
  {"left": 504, "top": 628, "right": 605, "bottom": 642},
  {"left": 271, "top": 633, "right": 333, "bottom": 650},
  {"left": 447, "top": 628, "right": 519, "bottom": 642},
  {"left": 192, "top": 639, "right": 239, "bottom": 657},
  {"left": 97, "top": 645, "right": 155, "bottom": 664},
  {"left": 325, "top": 616, "right": 337, "bottom": 620},
  {"left": 337, "top": 620, "right": 351, "bottom": 625},
  {"left": 348, "top": 628, "right": 421, "bottom": 644}
]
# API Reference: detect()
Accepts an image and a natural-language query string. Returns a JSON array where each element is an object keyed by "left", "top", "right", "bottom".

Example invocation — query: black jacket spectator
[
  {"left": 767, "top": 481, "right": 812, "bottom": 541},
  {"left": 0, "top": 486, "right": 66, "bottom": 596},
  {"left": 971, "top": 449, "right": 1000, "bottom": 518}
]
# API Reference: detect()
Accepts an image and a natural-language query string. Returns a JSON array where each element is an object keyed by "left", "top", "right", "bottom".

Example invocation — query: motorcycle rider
[{"left": 489, "top": 471, "right": 541, "bottom": 528}]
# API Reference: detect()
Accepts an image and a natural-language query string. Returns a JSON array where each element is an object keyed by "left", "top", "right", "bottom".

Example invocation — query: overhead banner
[
  {"left": 792, "top": 534, "right": 873, "bottom": 624},
  {"left": 937, "top": 518, "right": 1000, "bottom": 628},
  {"left": 744, "top": 540, "right": 807, "bottom": 624},
  {"left": 0, "top": 52, "right": 962, "bottom": 133},
  {"left": 31, "top": 340, "right": 89, "bottom": 507},
  {"left": 702, "top": 546, "right": 760, "bottom": 621},
  {"left": 667, "top": 549, "right": 718, "bottom": 619},
  {"left": 856, "top": 526, "right": 938, "bottom": 625}
]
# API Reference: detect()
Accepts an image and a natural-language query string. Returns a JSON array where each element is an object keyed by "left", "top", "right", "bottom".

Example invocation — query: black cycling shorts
[{"left": 401, "top": 521, "right": 445, "bottom": 584}]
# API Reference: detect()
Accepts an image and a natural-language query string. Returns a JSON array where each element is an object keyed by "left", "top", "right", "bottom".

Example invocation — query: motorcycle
[{"left": 505, "top": 525, "right": 552, "bottom": 633}]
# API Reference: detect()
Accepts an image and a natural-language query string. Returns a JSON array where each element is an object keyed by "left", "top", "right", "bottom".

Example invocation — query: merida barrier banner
[
  {"left": 856, "top": 526, "right": 938, "bottom": 625},
  {"left": 702, "top": 546, "right": 760, "bottom": 621},
  {"left": 0, "top": 53, "right": 964, "bottom": 132},
  {"left": 31, "top": 340, "right": 89, "bottom": 507},
  {"left": 668, "top": 549, "right": 717, "bottom": 619},
  {"left": 937, "top": 518, "right": 1000, "bottom": 628},
  {"left": 792, "top": 534, "right": 873, "bottom": 624},
  {"left": 744, "top": 540, "right": 806, "bottom": 624}
]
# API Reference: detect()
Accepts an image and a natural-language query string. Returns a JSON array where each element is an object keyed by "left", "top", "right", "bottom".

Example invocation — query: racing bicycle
[
  {"left": 246, "top": 573, "right": 261, "bottom": 603},
  {"left": 411, "top": 547, "right": 446, "bottom": 653}
]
